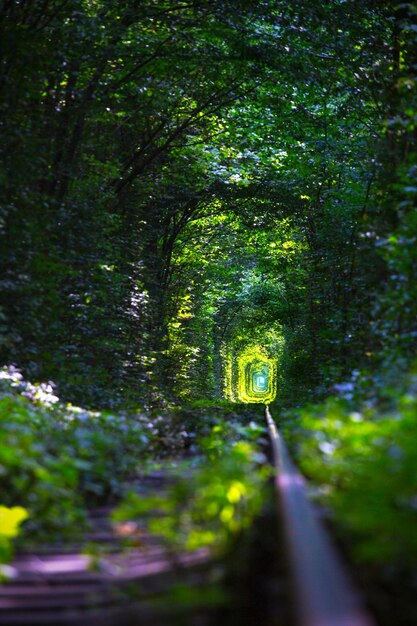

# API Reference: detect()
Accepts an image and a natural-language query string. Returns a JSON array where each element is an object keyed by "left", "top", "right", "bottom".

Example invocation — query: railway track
[
  {"left": 265, "top": 406, "right": 375, "bottom": 626},
  {"left": 0, "top": 408, "right": 376, "bottom": 626}
]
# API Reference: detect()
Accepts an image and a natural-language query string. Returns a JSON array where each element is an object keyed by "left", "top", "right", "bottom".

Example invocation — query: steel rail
[{"left": 265, "top": 406, "right": 376, "bottom": 626}]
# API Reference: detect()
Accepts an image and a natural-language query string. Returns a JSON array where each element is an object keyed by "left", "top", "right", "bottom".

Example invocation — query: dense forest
[
  {"left": 1, "top": 0, "right": 417, "bottom": 623},
  {"left": 3, "top": 0, "right": 416, "bottom": 408}
]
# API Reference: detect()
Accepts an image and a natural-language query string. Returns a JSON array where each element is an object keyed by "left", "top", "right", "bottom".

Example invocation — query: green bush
[
  {"left": 0, "top": 367, "right": 155, "bottom": 549},
  {"left": 0, "top": 506, "right": 28, "bottom": 567},
  {"left": 113, "top": 420, "right": 270, "bottom": 554},
  {"left": 288, "top": 374, "right": 417, "bottom": 570}
]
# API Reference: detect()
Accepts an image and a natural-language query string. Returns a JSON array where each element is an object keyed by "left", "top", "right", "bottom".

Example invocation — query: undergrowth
[
  {"left": 113, "top": 419, "right": 270, "bottom": 555},
  {"left": 0, "top": 366, "right": 267, "bottom": 569},
  {"left": 282, "top": 368, "right": 417, "bottom": 600},
  {"left": 0, "top": 366, "right": 170, "bottom": 562}
]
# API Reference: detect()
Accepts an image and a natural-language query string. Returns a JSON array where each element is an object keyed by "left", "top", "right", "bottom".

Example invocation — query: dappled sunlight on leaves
[{"left": 113, "top": 421, "right": 271, "bottom": 555}]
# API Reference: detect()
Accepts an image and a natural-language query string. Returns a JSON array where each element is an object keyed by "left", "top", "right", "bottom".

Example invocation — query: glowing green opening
[
  {"left": 253, "top": 372, "right": 268, "bottom": 392},
  {"left": 224, "top": 345, "right": 277, "bottom": 404}
]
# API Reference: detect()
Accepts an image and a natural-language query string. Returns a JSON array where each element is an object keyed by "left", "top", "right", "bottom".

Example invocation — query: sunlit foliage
[
  {"left": 224, "top": 345, "right": 277, "bottom": 405},
  {"left": 0, "top": 506, "right": 28, "bottom": 568},
  {"left": 113, "top": 421, "right": 270, "bottom": 554}
]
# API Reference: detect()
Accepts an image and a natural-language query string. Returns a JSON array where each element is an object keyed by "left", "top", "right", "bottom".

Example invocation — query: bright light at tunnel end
[{"left": 224, "top": 345, "right": 277, "bottom": 404}]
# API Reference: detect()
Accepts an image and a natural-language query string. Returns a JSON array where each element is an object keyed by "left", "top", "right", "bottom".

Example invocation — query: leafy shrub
[
  {"left": 0, "top": 367, "right": 156, "bottom": 549},
  {"left": 287, "top": 373, "right": 417, "bottom": 571},
  {"left": 0, "top": 506, "right": 28, "bottom": 567},
  {"left": 113, "top": 420, "right": 270, "bottom": 554}
]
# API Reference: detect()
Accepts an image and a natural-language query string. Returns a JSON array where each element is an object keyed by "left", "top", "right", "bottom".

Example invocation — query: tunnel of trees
[
  {"left": 1, "top": 0, "right": 417, "bottom": 623},
  {"left": 3, "top": 0, "right": 416, "bottom": 409}
]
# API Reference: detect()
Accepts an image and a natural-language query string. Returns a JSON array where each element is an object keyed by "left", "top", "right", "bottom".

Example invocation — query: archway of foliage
[
  {"left": 162, "top": 194, "right": 301, "bottom": 404},
  {"left": 223, "top": 343, "right": 279, "bottom": 405},
  {"left": 0, "top": 0, "right": 397, "bottom": 409}
]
